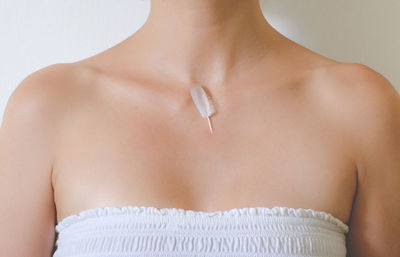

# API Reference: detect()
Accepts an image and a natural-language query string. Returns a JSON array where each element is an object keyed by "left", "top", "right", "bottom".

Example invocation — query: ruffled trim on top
[{"left": 55, "top": 205, "right": 349, "bottom": 233}]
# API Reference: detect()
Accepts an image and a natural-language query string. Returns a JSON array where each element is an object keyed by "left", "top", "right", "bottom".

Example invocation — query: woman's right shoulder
[
  {"left": 13, "top": 62, "right": 98, "bottom": 101},
  {"left": 0, "top": 62, "right": 93, "bottom": 256},
  {"left": 7, "top": 62, "right": 101, "bottom": 120}
]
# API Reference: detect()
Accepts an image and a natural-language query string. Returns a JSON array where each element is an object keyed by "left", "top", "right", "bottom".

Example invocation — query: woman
[{"left": 0, "top": 0, "right": 399, "bottom": 256}]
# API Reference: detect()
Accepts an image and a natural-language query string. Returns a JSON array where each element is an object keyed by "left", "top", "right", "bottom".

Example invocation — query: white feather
[
  {"left": 190, "top": 85, "right": 216, "bottom": 134},
  {"left": 190, "top": 85, "right": 215, "bottom": 118}
]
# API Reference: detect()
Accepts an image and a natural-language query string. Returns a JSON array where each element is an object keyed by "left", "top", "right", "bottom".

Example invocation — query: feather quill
[{"left": 190, "top": 85, "right": 216, "bottom": 134}]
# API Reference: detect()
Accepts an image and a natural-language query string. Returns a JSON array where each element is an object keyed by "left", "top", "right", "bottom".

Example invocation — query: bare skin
[{"left": 1, "top": 0, "right": 399, "bottom": 256}]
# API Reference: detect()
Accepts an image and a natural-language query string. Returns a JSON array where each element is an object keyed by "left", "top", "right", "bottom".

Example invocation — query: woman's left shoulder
[
  {"left": 308, "top": 60, "right": 399, "bottom": 116},
  {"left": 320, "top": 61, "right": 398, "bottom": 99},
  {"left": 304, "top": 59, "right": 400, "bottom": 256}
]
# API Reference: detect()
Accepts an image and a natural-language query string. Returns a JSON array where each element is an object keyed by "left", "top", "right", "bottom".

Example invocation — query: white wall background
[{"left": 0, "top": 0, "right": 399, "bottom": 124}]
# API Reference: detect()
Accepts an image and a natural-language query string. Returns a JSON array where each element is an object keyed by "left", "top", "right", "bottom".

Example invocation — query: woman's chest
[{"left": 52, "top": 84, "right": 357, "bottom": 227}]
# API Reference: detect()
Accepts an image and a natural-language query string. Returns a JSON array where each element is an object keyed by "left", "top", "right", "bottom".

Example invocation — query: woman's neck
[{"left": 127, "top": 0, "right": 284, "bottom": 87}]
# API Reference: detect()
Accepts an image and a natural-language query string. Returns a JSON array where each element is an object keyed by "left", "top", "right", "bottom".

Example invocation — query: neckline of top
[{"left": 55, "top": 205, "right": 350, "bottom": 233}]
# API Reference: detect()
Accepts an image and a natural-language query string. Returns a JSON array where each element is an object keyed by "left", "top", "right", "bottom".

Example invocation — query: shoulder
[
  {"left": 326, "top": 62, "right": 400, "bottom": 168},
  {"left": 0, "top": 63, "right": 93, "bottom": 256},
  {"left": 4, "top": 62, "right": 99, "bottom": 125},
  {"left": 1, "top": 62, "right": 101, "bottom": 159},
  {"left": 324, "top": 62, "right": 398, "bottom": 102},
  {"left": 1, "top": 63, "right": 77, "bottom": 151},
  {"left": 9, "top": 62, "right": 96, "bottom": 106},
  {"left": 3, "top": 64, "right": 68, "bottom": 129},
  {"left": 310, "top": 61, "right": 397, "bottom": 97},
  {"left": 308, "top": 61, "right": 400, "bottom": 138},
  {"left": 312, "top": 61, "right": 400, "bottom": 172},
  {"left": 325, "top": 62, "right": 399, "bottom": 146},
  {"left": 317, "top": 62, "right": 400, "bottom": 255}
]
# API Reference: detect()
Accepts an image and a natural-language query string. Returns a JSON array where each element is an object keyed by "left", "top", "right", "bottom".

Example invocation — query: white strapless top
[{"left": 53, "top": 206, "right": 350, "bottom": 257}]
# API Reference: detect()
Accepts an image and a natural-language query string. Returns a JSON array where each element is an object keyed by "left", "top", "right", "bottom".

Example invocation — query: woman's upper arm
[
  {"left": 345, "top": 64, "right": 400, "bottom": 256},
  {"left": 0, "top": 66, "right": 65, "bottom": 256}
]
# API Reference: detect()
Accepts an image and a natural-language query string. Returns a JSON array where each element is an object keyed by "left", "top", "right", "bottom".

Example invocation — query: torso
[{"left": 51, "top": 38, "right": 358, "bottom": 227}]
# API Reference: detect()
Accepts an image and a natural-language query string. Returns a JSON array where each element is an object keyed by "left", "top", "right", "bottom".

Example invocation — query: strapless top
[{"left": 53, "top": 205, "right": 350, "bottom": 257}]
